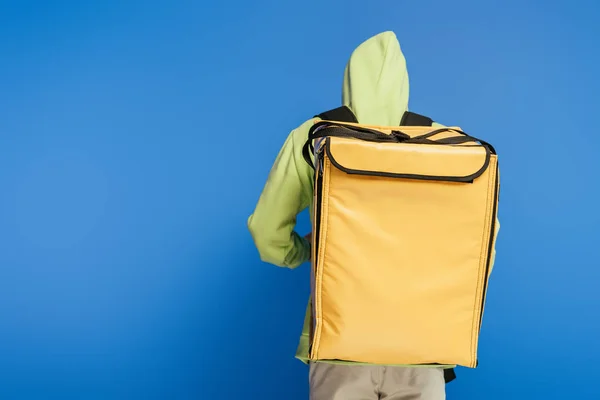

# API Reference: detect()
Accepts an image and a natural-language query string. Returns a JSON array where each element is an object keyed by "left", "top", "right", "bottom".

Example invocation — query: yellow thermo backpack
[{"left": 302, "top": 106, "right": 499, "bottom": 378}]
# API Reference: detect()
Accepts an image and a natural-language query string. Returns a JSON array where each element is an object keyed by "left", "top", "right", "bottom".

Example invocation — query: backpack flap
[{"left": 325, "top": 134, "right": 491, "bottom": 184}]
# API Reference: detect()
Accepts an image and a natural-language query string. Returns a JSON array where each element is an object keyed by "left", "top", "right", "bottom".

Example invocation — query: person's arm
[{"left": 247, "top": 124, "right": 314, "bottom": 268}]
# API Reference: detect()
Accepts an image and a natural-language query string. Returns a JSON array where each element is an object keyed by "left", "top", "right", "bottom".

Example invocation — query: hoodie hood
[{"left": 342, "top": 31, "right": 409, "bottom": 126}]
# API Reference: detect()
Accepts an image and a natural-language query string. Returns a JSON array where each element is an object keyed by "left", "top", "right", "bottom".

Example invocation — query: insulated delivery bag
[{"left": 302, "top": 107, "right": 499, "bottom": 369}]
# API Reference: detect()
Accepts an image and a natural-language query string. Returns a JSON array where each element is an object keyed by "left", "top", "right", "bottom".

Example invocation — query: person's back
[{"left": 248, "top": 31, "right": 447, "bottom": 399}]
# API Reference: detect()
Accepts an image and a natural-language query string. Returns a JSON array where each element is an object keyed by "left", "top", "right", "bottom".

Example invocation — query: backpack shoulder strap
[
  {"left": 304, "top": 106, "right": 358, "bottom": 168},
  {"left": 315, "top": 106, "right": 358, "bottom": 123},
  {"left": 316, "top": 107, "right": 432, "bottom": 127},
  {"left": 444, "top": 368, "right": 456, "bottom": 384},
  {"left": 400, "top": 111, "right": 434, "bottom": 126}
]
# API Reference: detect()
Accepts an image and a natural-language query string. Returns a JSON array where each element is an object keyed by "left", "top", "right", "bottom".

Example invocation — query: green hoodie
[{"left": 247, "top": 31, "right": 499, "bottom": 366}]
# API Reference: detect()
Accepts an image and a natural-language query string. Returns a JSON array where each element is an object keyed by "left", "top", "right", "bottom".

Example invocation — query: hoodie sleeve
[{"left": 247, "top": 122, "right": 314, "bottom": 268}]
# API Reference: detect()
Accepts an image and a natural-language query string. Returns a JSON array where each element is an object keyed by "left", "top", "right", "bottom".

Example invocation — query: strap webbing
[{"left": 444, "top": 368, "right": 457, "bottom": 383}]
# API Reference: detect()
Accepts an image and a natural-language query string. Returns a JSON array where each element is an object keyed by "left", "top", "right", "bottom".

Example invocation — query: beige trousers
[{"left": 309, "top": 363, "right": 446, "bottom": 400}]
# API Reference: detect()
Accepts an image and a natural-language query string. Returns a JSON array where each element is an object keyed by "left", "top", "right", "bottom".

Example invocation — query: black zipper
[
  {"left": 309, "top": 149, "right": 325, "bottom": 355},
  {"left": 314, "top": 149, "right": 325, "bottom": 263}
]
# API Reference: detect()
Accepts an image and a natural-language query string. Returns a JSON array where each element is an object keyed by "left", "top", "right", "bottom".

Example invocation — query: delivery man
[{"left": 248, "top": 31, "right": 446, "bottom": 399}]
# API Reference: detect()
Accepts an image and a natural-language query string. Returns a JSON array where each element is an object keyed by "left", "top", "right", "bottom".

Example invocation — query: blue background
[{"left": 1, "top": 0, "right": 599, "bottom": 398}]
